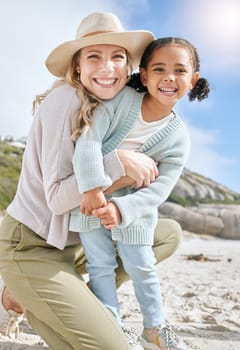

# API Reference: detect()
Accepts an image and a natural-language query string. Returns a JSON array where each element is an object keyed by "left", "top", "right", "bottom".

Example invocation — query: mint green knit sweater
[{"left": 70, "top": 86, "right": 190, "bottom": 245}]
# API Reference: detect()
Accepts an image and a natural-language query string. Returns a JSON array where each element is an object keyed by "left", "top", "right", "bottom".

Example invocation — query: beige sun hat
[{"left": 46, "top": 12, "right": 154, "bottom": 77}]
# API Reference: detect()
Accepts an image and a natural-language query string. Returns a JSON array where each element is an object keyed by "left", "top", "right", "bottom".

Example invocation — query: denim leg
[
  {"left": 117, "top": 242, "right": 164, "bottom": 328},
  {"left": 80, "top": 228, "right": 122, "bottom": 325}
]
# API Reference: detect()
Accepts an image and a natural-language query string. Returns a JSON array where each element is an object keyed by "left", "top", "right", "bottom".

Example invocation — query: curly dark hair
[{"left": 127, "top": 37, "right": 210, "bottom": 102}]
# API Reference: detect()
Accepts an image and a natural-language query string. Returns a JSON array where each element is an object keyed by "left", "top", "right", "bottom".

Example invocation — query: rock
[
  {"left": 159, "top": 202, "right": 224, "bottom": 236},
  {"left": 159, "top": 168, "right": 240, "bottom": 240},
  {"left": 192, "top": 204, "right": 240, "bottom": 240},
  {"left": 159, "top": 202, "right": 240, "bottom": 240}
]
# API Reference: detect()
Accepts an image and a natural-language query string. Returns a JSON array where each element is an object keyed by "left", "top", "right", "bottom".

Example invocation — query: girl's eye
[
  {"left": 175, "top": 68, "right": 188, "bottom": 74},
  {"left": 153, "top": 67, "right": 164, "bottom": 72}
]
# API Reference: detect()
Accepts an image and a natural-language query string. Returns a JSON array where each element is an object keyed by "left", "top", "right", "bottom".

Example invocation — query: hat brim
[{"left": 46, "top": 31, "right": 154, "bottom": 77}]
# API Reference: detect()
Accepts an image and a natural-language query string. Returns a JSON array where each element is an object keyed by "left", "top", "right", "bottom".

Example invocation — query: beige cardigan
[{"left": 7, "top": 84, "right": 124, "bottom": 249}]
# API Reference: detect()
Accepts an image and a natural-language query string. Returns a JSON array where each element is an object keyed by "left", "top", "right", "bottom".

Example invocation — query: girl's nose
[{"left": 163, "top": 73, "right": 175, "bottom": 81}]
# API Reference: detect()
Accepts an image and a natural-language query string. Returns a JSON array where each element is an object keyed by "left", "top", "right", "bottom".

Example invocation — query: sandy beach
[{"left": 0, "top": 232, "right": 239, "bottom": 349}]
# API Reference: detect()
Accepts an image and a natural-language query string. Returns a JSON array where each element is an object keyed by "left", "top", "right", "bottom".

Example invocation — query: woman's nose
[{"left": 99, "top": 60, "right": 114, "bottom": 72}]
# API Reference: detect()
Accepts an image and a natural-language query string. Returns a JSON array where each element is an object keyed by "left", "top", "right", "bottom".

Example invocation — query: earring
[{"left": 76, "top": 70, "right": 80, "bottom": 81}]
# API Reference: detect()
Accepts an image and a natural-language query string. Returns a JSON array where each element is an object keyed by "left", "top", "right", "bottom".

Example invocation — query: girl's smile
[{"left": 141, "top": 44, "right": 199, "bottom": 116}]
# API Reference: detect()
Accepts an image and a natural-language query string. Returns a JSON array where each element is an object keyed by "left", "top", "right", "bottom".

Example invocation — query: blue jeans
[{"left": 80, "top": 226, "right": 165, "bottom": 328}]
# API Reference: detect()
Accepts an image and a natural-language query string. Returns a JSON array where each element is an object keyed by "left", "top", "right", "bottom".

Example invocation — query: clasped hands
[
  {"left": 80, "top": 188, "right": 120, "bottom": 230},
  {"left": 80, "top": 150, "right": 159, "bottom": 229}
]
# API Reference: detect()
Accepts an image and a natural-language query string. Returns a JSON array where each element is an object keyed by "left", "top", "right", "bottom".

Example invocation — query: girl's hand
[
  {"left": 118, "top": 150, "right": 159, "bottom": 188},
  {"left": 80, "top": 188, "right": 107, "bottom": 216},
  {"left": 92, "top": 202, "right": 121, "bottom": 229}
]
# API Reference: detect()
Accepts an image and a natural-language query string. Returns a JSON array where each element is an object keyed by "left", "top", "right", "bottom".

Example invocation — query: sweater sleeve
[
  {"left": 38, "top": 85, "right": 125, "bottom": 215},
  {"left": 111, "top": 126, "right": 191, "bottom": 227},
  {"left": 72, "top": 87, "right": 135, "bottom": 193},
  {"left": 72, "top": 104, "right": 113, "bottom": 193},
  {"left": 37, "top": 85, "right": 82, "bottom": 215}
]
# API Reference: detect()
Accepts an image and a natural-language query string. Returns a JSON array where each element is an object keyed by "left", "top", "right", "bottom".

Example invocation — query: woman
[{"left": 0, "top": 12, "right": 182, "bottom": 349}]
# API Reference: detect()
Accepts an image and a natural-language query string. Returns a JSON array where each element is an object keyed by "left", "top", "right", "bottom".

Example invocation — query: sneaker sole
[{"left": 140, "top": 336, "right": 162, "bottom": 350}]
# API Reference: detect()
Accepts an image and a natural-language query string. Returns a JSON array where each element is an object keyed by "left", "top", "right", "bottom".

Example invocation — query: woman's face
[{"left": 77, "top": 44, "right": 128, "bottom": 100}]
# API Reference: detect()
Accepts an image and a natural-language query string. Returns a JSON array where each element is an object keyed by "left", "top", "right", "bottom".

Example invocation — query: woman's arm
[
  {"left": 104, "top": 149, "right": 160, "bottom": 195},
  {"left": 117, "top": 149, "right": 159, "bottom": 188},
  {"left": 104, "top": 176, "right": 134, "bottom": 195}
]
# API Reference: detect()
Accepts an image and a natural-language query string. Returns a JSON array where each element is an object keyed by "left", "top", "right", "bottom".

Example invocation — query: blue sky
[{"left": 0, "top": 0, "right": 239, "bottom": 192}]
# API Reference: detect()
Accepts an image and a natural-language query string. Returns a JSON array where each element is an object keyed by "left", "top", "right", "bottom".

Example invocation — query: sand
[{"left": 0, "top": 233, "right": 240, "bottom": 349}]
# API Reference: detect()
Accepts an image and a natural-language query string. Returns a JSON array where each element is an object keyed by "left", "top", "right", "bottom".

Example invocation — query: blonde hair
[{"left": 33, "top": 49, "right": 133, "bottom": 142}]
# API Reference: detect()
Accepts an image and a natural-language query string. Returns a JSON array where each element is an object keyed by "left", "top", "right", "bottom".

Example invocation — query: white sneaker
[{"left": 140, "top": 324, "right": 187, "bottom": 350}]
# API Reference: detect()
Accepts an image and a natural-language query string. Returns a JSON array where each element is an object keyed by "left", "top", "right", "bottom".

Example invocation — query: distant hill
[
  {"left": 0, "top": 140, "right": 239, "bottom": 212},
  {"left": 169, "top": 168, "right": 240, "bottom": 206},
  {"left": 0, "top": 141, "right": 24, "bottom": 211}
]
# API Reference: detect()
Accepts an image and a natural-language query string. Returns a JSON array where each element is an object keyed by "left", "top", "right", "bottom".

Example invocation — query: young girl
[
  {"left": 0, "top": 12, "right": 184, "bottom": 349},
  {"left": 69, "top": 37, "right": 210, "bottom": 350}
]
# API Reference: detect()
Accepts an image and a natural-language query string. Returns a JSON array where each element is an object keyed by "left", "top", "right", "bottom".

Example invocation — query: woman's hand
[
  {"left": 2, "top": 287, "right": 25, "bottom": 314},
  {"left": 117, "top": 150, "right": 159, "bottom": 188}
]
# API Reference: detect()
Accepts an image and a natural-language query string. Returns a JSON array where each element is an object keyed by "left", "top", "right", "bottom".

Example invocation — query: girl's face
[
  {"left": 140, "top": 44, "right": 199, "bottom": 107},
  {"left": 77, "top": 44, "right": 128, "bottom": 100}
]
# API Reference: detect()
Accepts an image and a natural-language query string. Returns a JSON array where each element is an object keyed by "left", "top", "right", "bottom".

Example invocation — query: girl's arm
[
  {"left": 37, "top": 85, "right": 150, "bottom": 215},
  {"left": 72, "top": 106, "right": 113, "bottom": 194},
  {"left": 40, "top": 85, "right": 159, "bottom": 215},
  {"left": 109, "top": 129, "right": 191, "bottom": 228},
  {"left": 95, "top": 160, "right": 184, "bottom": 228}
]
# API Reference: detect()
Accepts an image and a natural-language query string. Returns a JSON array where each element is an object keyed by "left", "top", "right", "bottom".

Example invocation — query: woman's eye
[
  {"left": 113, "top": 54, "right": 126, "bottom": 60},
  {"left": 87, "top": 54, "right": 99, "bottom": 59}
]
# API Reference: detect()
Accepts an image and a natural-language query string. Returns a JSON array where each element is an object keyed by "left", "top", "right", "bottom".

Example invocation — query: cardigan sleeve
[
  {"left": 72, "top": 86, "right": 136, "bottom": 193},
  {"left": 38, "top": 85, "right": 125, "bottom": 215},
  {"left": 111, "top": 126, "right": 191, "bottom": 228},
  {"left": 72, "top": 104, "right": 113, "bottom": 193}
]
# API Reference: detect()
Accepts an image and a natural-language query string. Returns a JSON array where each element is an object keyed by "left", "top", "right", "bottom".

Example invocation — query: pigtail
[
  {"left": 189, "top": 78, "right": 210, "bottom": 102},
  {"left": 127, "top": 73, "right": 148, "bottom": 92}
]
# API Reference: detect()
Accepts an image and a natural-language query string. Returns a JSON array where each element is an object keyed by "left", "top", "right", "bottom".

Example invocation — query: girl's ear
[
  {"left": 140, "top": 67, "right": 147, "bottom": 86},
  {"left": 190, "top": 72, "right": 200, "bottom": 90}
]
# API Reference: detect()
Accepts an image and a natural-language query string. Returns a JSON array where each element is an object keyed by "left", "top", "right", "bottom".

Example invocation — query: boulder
[{"left": 159, "top": 202, "right": 240, "bottom": 240}]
